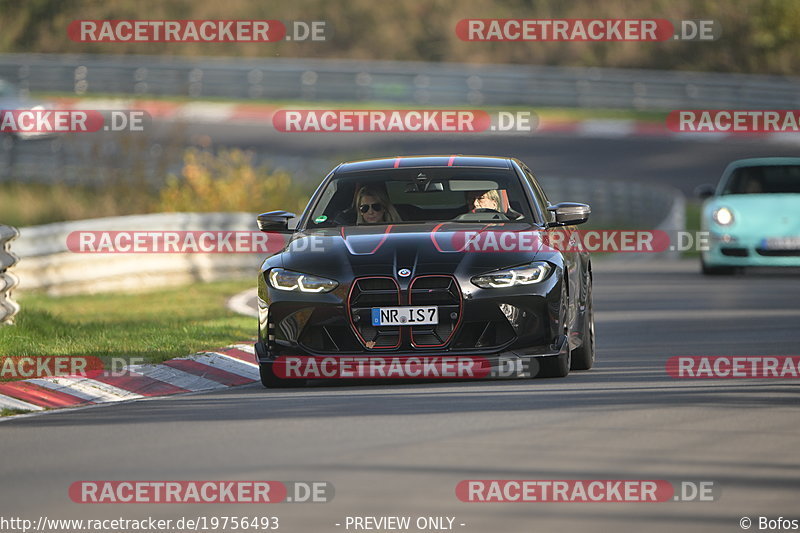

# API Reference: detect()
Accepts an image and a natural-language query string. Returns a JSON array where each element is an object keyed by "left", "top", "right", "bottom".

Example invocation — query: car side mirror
[
  {"left": 257, "top": 211, "right": 297, "bottom": 233},
  {"left": 547, "top": 202, "right": 591, "bottom": 226},
  {"left": 695, "top": 184, "right": 716, "bottom": 200}
]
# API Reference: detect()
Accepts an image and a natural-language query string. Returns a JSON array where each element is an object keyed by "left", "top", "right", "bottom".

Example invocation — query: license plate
[
  {"left": 372, "top": 306, "right": 438, "bottom": 326},
  {"left": 763, "top": 237, "right": 800, "bottom": 250}
]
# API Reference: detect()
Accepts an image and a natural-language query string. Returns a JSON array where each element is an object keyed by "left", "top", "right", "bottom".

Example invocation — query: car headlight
[
  {"left": 471, "top": 262, "right": 553, "bottom": 289},
  {"left": 713, "top": 207, "right": 734, "bottom": 226},
  {"left": 267, "top": 268, "right": 338, "bottom": 293}
]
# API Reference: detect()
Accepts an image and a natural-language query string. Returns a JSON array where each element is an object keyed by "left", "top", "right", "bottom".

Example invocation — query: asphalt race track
[
  {"left": 6, "top": 119, "right": 800, "bottom": 195},
  {"left": 2, "top": 260, "right": 799, "bottom": 533},
  {"left": 196, "top": 124, "right": 800, "bottom": 195}
]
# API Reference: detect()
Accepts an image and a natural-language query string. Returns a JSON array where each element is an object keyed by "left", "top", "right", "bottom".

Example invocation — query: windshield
[
  {"left": 722, "top": 165, "right": 800, "bottom": 195},
  {"left": 304, "top": 168, "right": 535, "bottom": 228}
]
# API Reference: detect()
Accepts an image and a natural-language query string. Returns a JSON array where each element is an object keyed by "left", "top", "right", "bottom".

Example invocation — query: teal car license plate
[{"left": 762, "top": 237, "right": 800, "bottom": 250}]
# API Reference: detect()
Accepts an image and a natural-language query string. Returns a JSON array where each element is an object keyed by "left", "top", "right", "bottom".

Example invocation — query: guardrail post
[{"left": 0, "top": 224, "right": 20, "bottom": 325}]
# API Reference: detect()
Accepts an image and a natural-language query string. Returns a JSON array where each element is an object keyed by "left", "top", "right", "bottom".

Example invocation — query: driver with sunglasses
[{"left": 355, "top": 185, "right": 402, "bottom": 224}]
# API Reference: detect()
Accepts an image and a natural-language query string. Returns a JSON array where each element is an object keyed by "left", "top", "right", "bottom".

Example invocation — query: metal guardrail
[
  {"left": 1, "top": 53, "right": 799, "bottom": 110},
  {"left": 542, "top": 176, "right": 685, "bottom": 260},
  {"left": 12, "top": 178, "right": 684, "bottom": 296},
  {"left": 13, "top": 213, "right": 264, "bottom": 295},
  {"left": 539, "top": 176, "right": 681, "bottom": 230},
  {"left": 0, "top": 224, "right": 20, "bottom": 324}
]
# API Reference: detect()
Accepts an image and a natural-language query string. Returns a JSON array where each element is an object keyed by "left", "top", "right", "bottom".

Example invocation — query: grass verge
[
  {"left": 683, "top": 200, "right": 703, "bottom": 258},
  {"left": 0, "top": 280, "right": 254, "bottom": 367},
  {"left": 1, "top": 408, "right": 33, "bottom": 416}
]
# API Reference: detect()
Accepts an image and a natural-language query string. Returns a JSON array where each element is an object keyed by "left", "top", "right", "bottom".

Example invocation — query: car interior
[{"left": 314, "top": 176, "right": 528, "bottom": 227}]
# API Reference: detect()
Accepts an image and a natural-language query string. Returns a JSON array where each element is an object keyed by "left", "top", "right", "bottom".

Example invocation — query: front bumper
[
  {"left": 255, "top": 335, "right": 570, "bottom": 380},
  {"left": 703, "top": 233, "right": 800, "bottom": 267},
  {"left": 257, "top": 272, "right": 565, "bottom": 359}
]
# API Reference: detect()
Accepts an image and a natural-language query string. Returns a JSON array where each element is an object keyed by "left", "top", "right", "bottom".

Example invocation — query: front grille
[
  {"left": 756, "top": 248, "right": 800, "bottom": 257},
  {"left": 348, "top": 277, "right": 401, "bottom": 349},
  {"left": 721, "top": 247, "right": 749, "bottom": 257},
  {"left": 347, "top": 275, "right": 464, "bottom": 350},
  {"left": 408, "top": 275, "right": 461, "bottom": 348}
]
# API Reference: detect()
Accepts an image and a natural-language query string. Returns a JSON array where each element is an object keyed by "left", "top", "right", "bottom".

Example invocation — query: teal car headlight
[
  {"left": 267, "top": 268, "right": 338, "bottom": 293},
  {"left": 712, "top": 207, "right": 734, "bottom": 226},
  {"left": 471, "top": 262, "right": 553, "bottom": 289}
]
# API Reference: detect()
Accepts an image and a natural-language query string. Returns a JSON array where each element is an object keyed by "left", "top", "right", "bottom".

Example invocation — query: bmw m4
[{"left": 254, "top": 155, "right": 594, "bottom": 387}]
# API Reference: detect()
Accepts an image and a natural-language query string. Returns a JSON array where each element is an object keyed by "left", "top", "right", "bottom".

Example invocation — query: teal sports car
[{"left": 698, "top": 157, "right": 800, "bottom": 275}]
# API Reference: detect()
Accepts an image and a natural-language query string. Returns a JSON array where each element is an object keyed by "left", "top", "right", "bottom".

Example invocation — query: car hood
[
  {"left": 706, "top": 194, "right": 800, "bottom": 233},
  {"left": 272, "top": 223, "right": 550, "bottom": 279}
]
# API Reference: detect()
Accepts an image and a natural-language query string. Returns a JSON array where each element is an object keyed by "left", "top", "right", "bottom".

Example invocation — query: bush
[
  {"left": 0, "top": 148, "right": 312, "bottom": 227},
  {"left": 158, "top": 148, "right": 309, "bottom": 214}
]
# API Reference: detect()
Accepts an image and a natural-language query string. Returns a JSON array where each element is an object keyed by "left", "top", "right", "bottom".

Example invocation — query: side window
[{"left": 523, "top": 167, "right": 550, "bottom": 223}]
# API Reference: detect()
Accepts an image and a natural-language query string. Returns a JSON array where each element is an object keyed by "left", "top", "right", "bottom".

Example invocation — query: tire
[
  {"left": 701, "top": 257, "right": 736, "bottom": 276},
  {"left": 570, "top": 278, "right": 595, "bottom": 371},
  {"left": 259, "top": 362, "right": 307, "bottom": 388}
]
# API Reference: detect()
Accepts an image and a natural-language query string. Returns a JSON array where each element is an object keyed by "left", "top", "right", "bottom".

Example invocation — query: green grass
[
  {"left": 0, "top": 280, "right": 254, "bottom": 366},
  {"left": 0, "top": 181, "right": 136, "bottom": 228},
  {"left": 683, "top": 200, "right": 703, "bottom": 258},
  {"left": 1, "top": 408, "right": 33, "bottom": 416},
  {"left": 685, "top": 201, "right": 702, "bottom": 232}
]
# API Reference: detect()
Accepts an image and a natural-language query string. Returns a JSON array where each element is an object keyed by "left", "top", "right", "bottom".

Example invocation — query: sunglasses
[{"left": 359, "top": 203, "right": 384, "bottom": 213}]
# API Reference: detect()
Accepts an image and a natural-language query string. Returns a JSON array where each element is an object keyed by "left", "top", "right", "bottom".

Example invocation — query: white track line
[{"left": 227, "top": 289, "right": 258, "bottom": 318}]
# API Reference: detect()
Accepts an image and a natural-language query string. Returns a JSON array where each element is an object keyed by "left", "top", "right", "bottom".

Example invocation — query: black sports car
[{"left": 255, "top": 155, "right": 594, "bottom": 387}]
